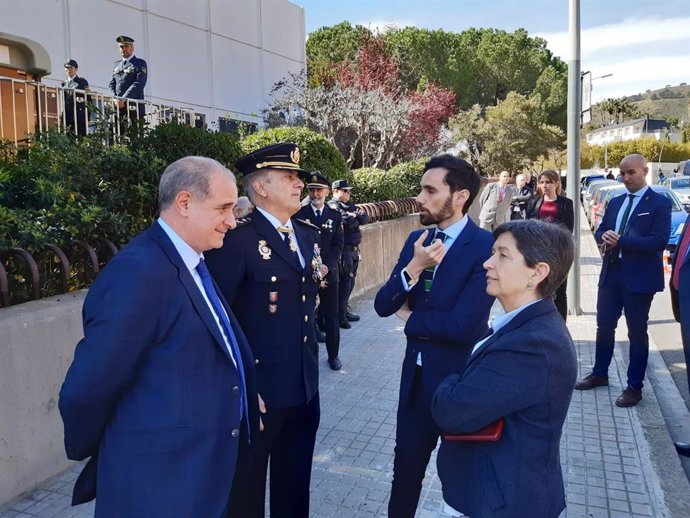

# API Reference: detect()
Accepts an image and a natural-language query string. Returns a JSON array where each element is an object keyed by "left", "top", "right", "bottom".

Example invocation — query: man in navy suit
[
  {"left": 59, "top": 156, "right": 259, "bottom": 517},
  {"left": 671, "top": 213, "right": 690, "bottom": 456},
  {"left": 374, "top": 154, "right": 495, "bottom": 518},
  {"left": 206, "top": 143, "right": 322, "bottom": 518},
  {"left": 109, "top": 35, "right": 147, "bottom": 123},
  {"left": 296, "top": 171, "right": 345, "bottom": 370},
  {"left": 576, "top": 154, "right": 671, "bottom": 407}
]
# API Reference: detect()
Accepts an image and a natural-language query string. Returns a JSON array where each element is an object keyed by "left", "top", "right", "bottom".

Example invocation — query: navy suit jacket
[
  {"left": 595, "top": 187, "right": 671, "bottom": 293},
  {"left": 431, "top": 298, "right": 577, "bottom": 518},
  {"left": 671, "top": 214, "right": 690, "bottom": 326},
  {"left": 205, "top": 210, "right": 321, "bottom": 409},
  {"left": 59, "top": 222, "right": 258, "bottom": 517},
  {"left": 295, "top": 204, "right": 344, "bottom": 273},
  {"left": 374, "top": 219, "right": 494, "bottom": 404},
  {"left": 109, "top": 56, "right": 147, "bottom": 99}
]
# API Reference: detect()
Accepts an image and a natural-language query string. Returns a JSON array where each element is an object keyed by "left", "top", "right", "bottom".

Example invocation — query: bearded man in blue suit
[
  {"left": 59, "top": 157, "right": 259, "bottom": 517},
  {"left": 374, "top": 154, "right": 495, "bottom": 518},
  {"left": 576, "top": 154, "right": 671, "bottom": 407}
]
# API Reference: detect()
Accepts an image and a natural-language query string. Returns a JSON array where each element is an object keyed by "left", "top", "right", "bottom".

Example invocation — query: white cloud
[{"left": 536, "top": 16, "right": 690, "bottom": 101}]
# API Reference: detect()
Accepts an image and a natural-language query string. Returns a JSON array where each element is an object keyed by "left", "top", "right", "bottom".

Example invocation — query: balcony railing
[{"left": 0, "top": 76, "right": 205, "bottom": 144}]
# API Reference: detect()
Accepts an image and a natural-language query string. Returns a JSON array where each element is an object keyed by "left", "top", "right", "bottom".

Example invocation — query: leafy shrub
[
  {"left": 350, "top": 167, "right": 408, "bottom": 202},
  {"left": 387, "top": 157, "right": 427, "bottom": 197},
  {"left": 240, "top": 127, "right": 348, "bottom": 183}
]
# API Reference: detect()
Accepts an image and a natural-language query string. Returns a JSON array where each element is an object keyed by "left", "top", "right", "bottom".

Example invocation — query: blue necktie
[
  {"left": 196, "top": 258, "right": 250, "bottom": 441},
  {"left": 423, "top": 231, "right": 447, "bottom": 292}
]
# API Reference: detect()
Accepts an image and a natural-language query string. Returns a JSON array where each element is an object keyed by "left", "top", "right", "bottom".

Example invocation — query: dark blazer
[
  {"left": 295, "top": 204, "right": 344, "bottom": 273},
  {"left": 595, "top": 187, "right": 671, "bottom": 293},
  {"left": 374, "top": 219, "right": 495, "bottom": 404},
  {"left": 671, "top": 214, "right": 690, "bottom": 323},
  {"left": 205, "top": 210, "right": 321, "bottom": 409},
  {"left": 59, "top": 222, "right": 258, "bottom": 517},
  {"left": 61, "top": 76, "right": 89, "bottom": 121},
  {"left": 527, "top": 194, "right": 574, "bottom": 232},
  {"left": 109, "top": 56, "right": 147, "bottom": 99},
  {"left": 431, "top": 298, "right": 577, "bottom": 518}
]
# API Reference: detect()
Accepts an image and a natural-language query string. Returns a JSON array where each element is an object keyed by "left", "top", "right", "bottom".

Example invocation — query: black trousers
[
  {"left": 388, "top": 367, "right": 440, "bottom": 518},
  {"left": 317, "top": 271, "right": 340, "bottom": 360},
  {"left": 227, "top": 394, "right": 320, "bottom": 518},
  {"left": 339, "top": 249, "right": 360, "bottom": 320}
]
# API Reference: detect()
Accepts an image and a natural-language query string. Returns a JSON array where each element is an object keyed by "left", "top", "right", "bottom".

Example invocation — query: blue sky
[{"left": 293, "top": 0, "right": 690, "bottom": 105}]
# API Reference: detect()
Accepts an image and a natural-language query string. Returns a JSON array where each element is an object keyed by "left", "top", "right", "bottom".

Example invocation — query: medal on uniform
[
  {"left": 288, "top": 236, "right": 298, "bottom": 252},
  {"left": 323, "top": 219, "right": 333, "bottom": 230},
  {"left": 311, "top": 243, "right": 326, "bottom": 285},
  {"left": 258, "top": 240, "right": 272, "bottom": 260},
  {"left": 268, "top": 304, "right": 277, "bottom": 314},
  {"left": 269, "top": 291, "right": 278, "bottom": 302}
]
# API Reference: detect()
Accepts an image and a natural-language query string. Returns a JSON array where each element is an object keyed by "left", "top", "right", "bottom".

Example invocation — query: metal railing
[{"left": 0, "top": 76, "right": 205, "bottom": 145}]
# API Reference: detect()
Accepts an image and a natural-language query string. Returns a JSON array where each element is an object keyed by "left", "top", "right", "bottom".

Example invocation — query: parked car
[
  {"left": 580, "top": 173, "right": 607, "bottom": 201},
  {"left": 583, "top": 179, "right": 617, "bottom": 213},
  {"left": 662, "top": 176, "right": 690, "bottom": 208},
  {"left": 595, "top": 185, "right": 686, "bottom": 252},
  {"left": 589, "top": 184, "right": 623, "bottom": 229}
]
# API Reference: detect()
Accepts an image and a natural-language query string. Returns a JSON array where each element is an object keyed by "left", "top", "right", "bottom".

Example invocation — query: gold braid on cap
[{"left": 254, "top": 161, "right": 301, "bottom": 170}]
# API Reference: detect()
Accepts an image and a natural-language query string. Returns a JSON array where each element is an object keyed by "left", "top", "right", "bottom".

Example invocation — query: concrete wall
[
  {"left": 0, "top": 292, "right": 87, "bottom": 504},
  {"left": 0, "top": 214, "right": 425, "bottom": 505}
]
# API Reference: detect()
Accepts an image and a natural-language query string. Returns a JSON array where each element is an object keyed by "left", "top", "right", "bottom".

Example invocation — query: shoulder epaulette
[
  {"left": 294, "top": 218, "right": 320, "bottom": 231},
  {"left": 233, "top": 214, "right": 255, "bottom": 229}
]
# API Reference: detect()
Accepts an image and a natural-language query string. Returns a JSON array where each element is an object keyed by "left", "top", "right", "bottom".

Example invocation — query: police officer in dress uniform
[
  {"left": 61, "top": 60, "right": 90, "bottom": 136},
  {"left": 109, "top": 35, "right": 147, "bottom": 125},
  {"left": 205, "top": 143, "right": 322, "bottom": 518},
  {"left": 329, "top": 180, "right": 370, "bottom": 328},
  {"left": 296, "top": 172, "right": 344, "bottom": 370}
]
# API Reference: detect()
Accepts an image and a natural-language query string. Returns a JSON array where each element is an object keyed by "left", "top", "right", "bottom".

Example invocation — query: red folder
[{"left": 442, "top": 418, "right": 504, "bottom": 442}]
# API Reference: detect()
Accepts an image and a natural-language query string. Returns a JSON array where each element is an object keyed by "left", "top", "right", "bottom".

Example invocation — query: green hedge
[{"left": 581, "top": 139, "right": 690, "bottom": 169}]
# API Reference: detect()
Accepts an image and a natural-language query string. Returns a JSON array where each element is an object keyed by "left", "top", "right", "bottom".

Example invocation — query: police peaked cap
[
  {"left": 64, "top": 59, "right": 78, "bottom": 68},
  {"left": 305, "top": 171, "right": 330, "bottom": 189},
  {"left": 234, "top": 143, "right": 309, "bottom": 180},
  {"left": 332, "top": 179, "right": 353, "bottom": 190},
  {"left": 116, "top": 35, "right": 135, "bottom": 44}
]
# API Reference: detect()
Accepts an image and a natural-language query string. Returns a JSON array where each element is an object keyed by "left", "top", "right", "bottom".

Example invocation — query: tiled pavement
[{"left": 2, "top": 211, "right": 689, "bottom": 517}]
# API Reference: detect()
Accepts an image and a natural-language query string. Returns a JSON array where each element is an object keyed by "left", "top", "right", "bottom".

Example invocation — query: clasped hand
[{"left": 599, "top": 230, "right": 620, "bottom": 253}]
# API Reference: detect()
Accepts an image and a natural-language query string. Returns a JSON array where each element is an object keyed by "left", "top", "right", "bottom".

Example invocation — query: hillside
[{"left": 627, "top": 84, "right": 690, "bottom": 123}]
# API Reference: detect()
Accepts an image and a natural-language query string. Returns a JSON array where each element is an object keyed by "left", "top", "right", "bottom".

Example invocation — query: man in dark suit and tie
[
  {"left": 61, "top": 59, "right": 90, "bottom": 136},
  {"left": 575, "top": 154, "right": 672, "bottom": 407},
  {"left": 59, "top": 156, "right": 259, "bottom": 517},
  {"left": 671, "top": 212, "right": 690, "bottom": 456},
  {"left": 109, "top": 35, "right": 148, "bottom": 125},
  {"left": 374, "top": 154, "right": 495, "bottom": 518},
  {"left": 206, "top": 143, "right": 322, "bottom": 518},
  {"left": 296, "top": 171, "right": 345, "bottom": 370}
]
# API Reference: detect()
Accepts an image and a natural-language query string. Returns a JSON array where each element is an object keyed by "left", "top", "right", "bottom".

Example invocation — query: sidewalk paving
[{"left": 2, "top": 210, "right": 689, "bottom": 517}]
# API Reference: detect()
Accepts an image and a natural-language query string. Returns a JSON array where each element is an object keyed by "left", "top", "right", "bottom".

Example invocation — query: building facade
[
  {"left": 0, "top": 0, "right": 306, "bottom": 131},
  {"left": 585, "top": 117, "right": 679, "bottom": 146}
]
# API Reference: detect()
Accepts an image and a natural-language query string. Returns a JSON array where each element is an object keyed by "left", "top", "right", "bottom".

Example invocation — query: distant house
[{"left": 585, "top": 117, "right": 680, "bottom": 146}]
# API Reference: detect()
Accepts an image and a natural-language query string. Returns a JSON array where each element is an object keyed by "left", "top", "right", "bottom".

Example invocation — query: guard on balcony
[
  {"left": 109, "top": 35, "right": 147, "bottom": 125},
  {"left": 61, "top": 59, "right": 89, "bottom": 136}
]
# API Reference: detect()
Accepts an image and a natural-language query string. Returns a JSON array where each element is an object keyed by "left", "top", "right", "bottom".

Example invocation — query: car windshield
[{"left": 661, "top": 190, "right": 684, "bottom": 211}]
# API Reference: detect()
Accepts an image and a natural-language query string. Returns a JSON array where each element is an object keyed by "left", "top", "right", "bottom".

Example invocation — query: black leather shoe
[
  {"left": 315, "top": 329, "right": 326, "bottom": 343},
  {"left": 574, "top": 374, "right": 609, "bottom": 390},
  {"left": 346, "top": 311, "right": 360, "bottom": 322},
  {"left": 329, "top": 357, "right": 342, "bottom": 371},
  {"left": 615, "top": 386, "right": 642, "bottom": 407},
  {"left": 674, "top": 442, "right": 690, "bottom": 457},
  {"left": 339, "top": 319, "right": 351, "bottom": 329}
]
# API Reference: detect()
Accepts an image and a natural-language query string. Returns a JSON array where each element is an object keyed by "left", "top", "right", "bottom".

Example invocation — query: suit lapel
[
  {"left": 464, "top": 298, "right": 556, "bottom": 370},
  {"left": 431, "top": 220, "right": 477, "bottom": 293},
  {"left": 292, "top": 219, "right": 314, "bottom": 273},
  {"left": 622, "top": 189, "right": 653, "bottom": 234},
  {"left": 147, "top": 224, "right": 234, "bottom": 363}
]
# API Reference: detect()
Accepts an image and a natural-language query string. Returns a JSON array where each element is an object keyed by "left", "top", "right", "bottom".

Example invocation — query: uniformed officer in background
[
  {"left": 206, "top": 143, "right": 322, "bottom": 518},
  {"left": 296, "top": 172, "right": 345, "bottom": 370},
  {"left": 61, "top": 59, "right": 90, "bottom": 136},
  {"left": 329, "top": 180, "right": 371, "bottom": 328},
  {"left": 109, "top": 35, "right": 148, "bottom": 125}
]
